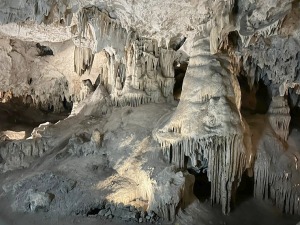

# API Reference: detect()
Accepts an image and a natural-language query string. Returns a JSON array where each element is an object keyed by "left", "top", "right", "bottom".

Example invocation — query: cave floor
[
  {"left": 0, "top": 195, "right": 299, "bottom": 225},
  {"left": 0, "top": 105, "right": 300, "bottom": 225}
]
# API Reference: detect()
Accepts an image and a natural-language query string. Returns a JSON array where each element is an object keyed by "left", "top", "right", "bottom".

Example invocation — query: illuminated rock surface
[{"left": 0, "top": 0, "right": 300, "bottom": 224}]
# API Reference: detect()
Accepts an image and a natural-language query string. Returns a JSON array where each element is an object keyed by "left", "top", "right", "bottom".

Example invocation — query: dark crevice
[
  {"left": 169, "top": 34, "right": 187, "bottom": 51},
  {"left": 232, "top": 172, "right": 254, "bottom": 209},
  {"left": 86, "top": 207, "right": 101, "bottom": 216},
  {"left": 288, "top": 88, "right": 300, "bottom": 131},
  {"left": 28, "top": 78, "right": 33, "bottom": 85},
  {"left": 238, "top": 75, "right": 272, "bottom": 114},
  {"left": 173, "top": 61, "right": 188, "bottom": 101},
  {"left": 188, "top": 168, "right": 211, "bottom": 202},
  {"left": 227, "top": 31, "right": 242, "bottom": 51},
  {"left": 63, "top": 97, "right": 73, "bottom": 111},
  {"left": 174, "top": 37, "right": 187, "bottom": 51},
  {"left": 36, "top": 43, "right": 54, "bottom": 56},
  {"left": 47, "top": 103, "right": 54, "bottom": 112},
  {"left": 169, "top": 144, "right": 173, "bottom": 164},
  {"left": 232, "top": 0, "right": 239, "bottom": 15},
  {"left": 82, "top": 79, "right": 95, "bottom": 92},
  {"left": 229, "top": 0, "right": 239, "bottom": 26},
  {"left": 255, "top": 80, "right": 272, "bottom": 113},
  {"left": 290, "top": 107, "right": 300, "bottom": 129}
]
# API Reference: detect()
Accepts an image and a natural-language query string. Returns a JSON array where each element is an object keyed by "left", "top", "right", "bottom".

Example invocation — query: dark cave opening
[
  {"left": 255, "top": 80, "right": 272, "bottom": 114},
  {"left": 288, "top": 88, "right": 300, "bottom": 131},
  {"left": 188, "top": 168, "right": 211, "bottom": 202},
  {"left": 189, "top": 168, "right": 255, "bottom": 207},
  {"left": 173, "top": 60, "right": 188, "bottom": 101},
  {"left": 63, "top": 97, "right": 73, "bottom": 111},
  {"left": 238, "top": 75, "right": 272, "bottom": 114},
  {"left": 227, "top": 31, "right": 242, "bottom": 51},
  {"left": 290, "top": 106, "right": 300, "bottom": 131},
  {"left": 232, "top": 171, "right": 254, "bottom": 209},
  {"left": 39, "top": 96, "right": 72, "bottom": 114},
  {"left": 0, "top": 94, "right": 70, "bottom": 140}
]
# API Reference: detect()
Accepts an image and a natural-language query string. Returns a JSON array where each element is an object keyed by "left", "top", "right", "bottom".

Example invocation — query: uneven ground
[
  {"left": 0, "top": 0, "right": 300, "bottom": 224},
  {"left": 0, "top": 101, "right": 300, "bottom": 225},
  {"left": 0, "top": 197, "right": 300, "bottom": 225}
]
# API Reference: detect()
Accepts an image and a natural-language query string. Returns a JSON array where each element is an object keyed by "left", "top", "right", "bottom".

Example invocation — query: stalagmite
[
  {"left": 0, "top": 0, "right": 300, "bottom": 224},
  {"left": 148, "top": 167, "right": 195, "bottom": 221},
  {"left": 155, "top": 21, "right": 250, "bottom": 215}
]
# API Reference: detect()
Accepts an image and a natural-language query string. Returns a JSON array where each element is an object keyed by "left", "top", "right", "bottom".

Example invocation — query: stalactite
[
  {"left": 0, "top": 0, "right": 72, "bottom": 25},
  {"left": 73, "top": 7, "right": 176, "bottom": 108},
  {"left": 254, "top": 128, "right": 300, "bottom": 214},
  {"left": 242, "top": 36, "right": 300, "bottom": 93},
  {"left": 74, "top": 46, "right": 94, "bottom": 76},
  {"left": 268, "top": 96, "right": 291, "bottom": 141},
  {"left": 159, "top": 135, "right": 246, "bottom": 213},
  {"left": 159, "top": 48, "right": 176, "bottom": 78}
]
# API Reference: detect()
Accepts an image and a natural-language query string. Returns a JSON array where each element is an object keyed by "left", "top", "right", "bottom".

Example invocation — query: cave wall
[{"left": 0, "top": 0, "right": 300, "bottom": 223}]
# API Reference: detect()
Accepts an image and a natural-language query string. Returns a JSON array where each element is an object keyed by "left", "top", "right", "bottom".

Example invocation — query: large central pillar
[{"left": 154, "top": 19, "right": 251, "bottom": 213}]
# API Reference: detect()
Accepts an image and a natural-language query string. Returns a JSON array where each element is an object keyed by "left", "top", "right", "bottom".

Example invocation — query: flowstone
[{"left": 0, "top": 0, "right": 300, "bottom": 224}]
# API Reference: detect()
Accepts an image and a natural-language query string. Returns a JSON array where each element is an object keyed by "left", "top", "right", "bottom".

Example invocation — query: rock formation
[{"left": 0, "top": 0, "right": 300, "bottom": 224}]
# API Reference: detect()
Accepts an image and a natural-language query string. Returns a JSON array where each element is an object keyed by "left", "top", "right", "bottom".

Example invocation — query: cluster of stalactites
[
  {"left": 111, "top": 94, "right": 155, "bottom": 107},
  {"left": 0, "top": 87, "right": 76, "bottom": 114},
  {"left": 268, "top": 174, "right": 300, "bottom": 214},
  {"left": 254, "top": 132, "right": 300, "bottom": 214},
  {"left": 254, "top": 158, "right": 300, "bottom": 214},
  {"left": 268, "top": 96, "right": 291, "bottom": 141},
  {"left": 154, "top": 27, "right": 250, "bottom": 214},
  {"left": 109, "top": 39, "right": 175, "bottom": 107},
  {"left": 74, "top": 46, "right": 94, "bottom": 76},
  {"left": 72, "top": 6, "right": 176, "bottom": 108},
  {"left": 0, "top": 0, "right": 73, "bottom": 26},
  {"left": 160, "top": 134, "right": 246, "bottom": 214},
  {"left": 74, "top": 6, "right": 129, "bottom": 53},
  {"left": 243, "top": 36, "right": 300, "bottom": 93},
  {"left": 73, "top": 8, "right": 176, "bottom": 107}
]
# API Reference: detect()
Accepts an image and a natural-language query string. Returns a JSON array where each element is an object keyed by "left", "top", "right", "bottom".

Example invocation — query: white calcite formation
[
  {"left": 0, "top": 39, "right": 87, "bottom": 113},
  {"left": 73, "top": 7, "right": 176, "bottom": 107},
  {"left": 155, "top": 30, "right": 250, "bottom": 215},
  {"left": 251, "top": 116, "right": 300, "bottom": 215},
  {"left": 268, "top": 96, "right": 291, "bottom": 141},
  {"left": 148, "top": 166, "right": 195, "bottom": 221},
  {"left": 243, "top": 36, "right": 300, "bottom": 96},
  {"left": 0, "top": 0, "right": 300, "bottom": 224}
]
